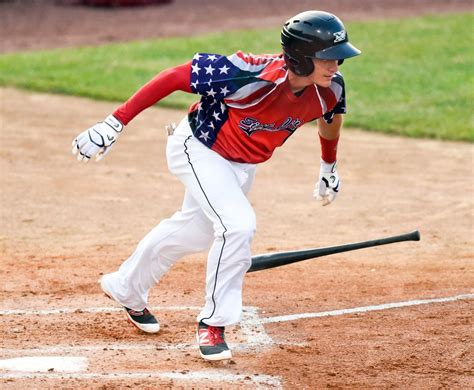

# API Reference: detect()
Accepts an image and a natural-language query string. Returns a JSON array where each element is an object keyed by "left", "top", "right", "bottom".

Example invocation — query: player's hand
[
  {"left": 313, "top": 160, "right": 340, "bottom": 206},
  {"left": 72, "top": 115, "right": 123, "bottom": 162}
]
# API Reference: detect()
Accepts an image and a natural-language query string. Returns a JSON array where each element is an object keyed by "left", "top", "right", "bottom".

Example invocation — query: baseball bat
[{"left": 248, "top": 230, "right": 420, "bottom": 273}]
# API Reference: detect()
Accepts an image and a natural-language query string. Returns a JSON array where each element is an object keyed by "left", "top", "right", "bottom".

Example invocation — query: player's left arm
[
  {"left": 313, "top": 72, "right": 346, "bottom": 206},
  {"left": 314, "top": 115, "right": 342, "bottom": 206},
  {"left": 318, "top": 113, "right": 342, "bottom": 145}
]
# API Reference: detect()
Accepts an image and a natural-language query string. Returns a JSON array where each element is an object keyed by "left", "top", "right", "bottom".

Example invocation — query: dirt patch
[
  {"left": 1, "top": 0, "right": 472, "bottom": 53},
  {"left": 0, "top": 87, "right": 472, "bottom": 387}
]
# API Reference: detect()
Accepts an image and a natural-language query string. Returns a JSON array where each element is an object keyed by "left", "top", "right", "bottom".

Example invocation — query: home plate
[{"left": 0, "top": 356, "right": 88, "bottom": 372}]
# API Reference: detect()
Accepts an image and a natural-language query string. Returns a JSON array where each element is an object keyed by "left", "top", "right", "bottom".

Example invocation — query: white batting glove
[
  {"left": 313, "top": 160, "right": 340, "bottom": 206},
  {"left": 71, "top": 115, "right": 123, "bottom": 162}
]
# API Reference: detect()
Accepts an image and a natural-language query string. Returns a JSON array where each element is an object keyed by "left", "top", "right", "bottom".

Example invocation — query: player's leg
[
  {"left": 167, "top": 119, "right": 257, "bottom": 360},
  {"left": 102, "top": 189, "right": 213, "bottom": 309},
  {"left": 196, "top": 163, "right": 256, "bottom": 327},
  {"left": 100, "top": 189, "right": 213, "bottom": 329}
]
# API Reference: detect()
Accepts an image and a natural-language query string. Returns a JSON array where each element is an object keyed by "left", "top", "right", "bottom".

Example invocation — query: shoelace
[
  {"left": 207, "top": 326, "right": 225, "bottom": 344},
  {"left": 127, "top": 308, "right": 149, "bottom": 316}
]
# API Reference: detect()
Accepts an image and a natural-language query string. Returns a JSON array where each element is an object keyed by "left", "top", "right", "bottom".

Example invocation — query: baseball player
[{"left": 72, "top": 10, "right": 360, "bottom": 361}]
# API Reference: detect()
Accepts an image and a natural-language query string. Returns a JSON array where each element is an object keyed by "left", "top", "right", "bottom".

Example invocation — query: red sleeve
[
  {"left": 113, "top": 61, "right": 192, "bottom": 125},
  {"left": 319, "top": 134, "right": 339, "bottom": 163}
]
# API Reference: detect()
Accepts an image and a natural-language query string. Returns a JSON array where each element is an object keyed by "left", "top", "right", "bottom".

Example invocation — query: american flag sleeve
[{"left": 189, "top": 52, "right": 269, "bottom": 101}]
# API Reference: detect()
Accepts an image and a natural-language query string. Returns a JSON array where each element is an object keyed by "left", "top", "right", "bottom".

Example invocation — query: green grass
[
  {"left": 0, "top": 14, "right": 472, "bottom": 141},
  {"left": 347, "top": 14, "right": 474, "bottom": 141}
]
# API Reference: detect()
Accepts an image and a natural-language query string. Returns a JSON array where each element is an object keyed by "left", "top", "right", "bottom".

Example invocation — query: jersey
[
  {"left": 188, "top": 51, "right": 345, "bottom": 163},
  {"left": 113, "top": 51, "right": 346, "bottom": 164}
]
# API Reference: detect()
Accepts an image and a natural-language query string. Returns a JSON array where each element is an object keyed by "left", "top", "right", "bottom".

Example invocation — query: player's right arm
[{"left": 72, "top": 61, "right": 192, "bottom": 162}]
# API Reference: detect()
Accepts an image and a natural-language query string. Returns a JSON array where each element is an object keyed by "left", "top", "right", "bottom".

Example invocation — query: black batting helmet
[{"left": 281, "top": 11, "right": 361, "bottom": 76}]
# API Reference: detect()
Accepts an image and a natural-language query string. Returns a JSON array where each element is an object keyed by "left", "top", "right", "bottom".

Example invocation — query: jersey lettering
[{"left": 239, "top": 116, "right": 302, "bottom": 136}]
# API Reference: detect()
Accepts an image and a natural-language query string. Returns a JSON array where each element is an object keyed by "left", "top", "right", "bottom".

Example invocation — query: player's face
[{"left": 310, "top": 59, "right": 339, "bottom": 87}]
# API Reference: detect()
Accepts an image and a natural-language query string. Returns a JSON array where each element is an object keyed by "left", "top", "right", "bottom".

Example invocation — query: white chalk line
[
  {"left": 252, "top": 293, "right": 474, "bottom": 325},
  {"left": 0, "top": 356, "right": 88, "bottom": 373},
  {"left": 241, "top": 306, "right": 275, "bottom": 347},
  {"left": 3, "top": 294, "right": 471, "bottom": 320},
  {"left": 1, "top": 342, "right": 193, "bottom": 355},
  {"left": 0, "top": 370, "right": 283, "bottom": 387},
  {"left": 1, "top": 340, "right": 307, "bottom": 356},
  {"left": 0, "top": 305, "right": 202, "bottom": 316}
]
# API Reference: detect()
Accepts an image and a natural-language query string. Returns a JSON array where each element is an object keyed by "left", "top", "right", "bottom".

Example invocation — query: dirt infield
[
  {"left": 1, "top": 87, "right": 473, "bottom": 387},
  {"left": 1, "top": 1, "right": 473, "bottom": 388}
]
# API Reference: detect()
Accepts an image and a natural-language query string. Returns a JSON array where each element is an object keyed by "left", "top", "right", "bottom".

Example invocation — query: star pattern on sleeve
[
  {"left": 191, "top": 63, "right": 201, "bottom": 75},
  {"left": 204, "top": 64, "right": 215, "bottom": 75},
  {"left": 219, "top": 64, "right": 230, "bottom": 74}
]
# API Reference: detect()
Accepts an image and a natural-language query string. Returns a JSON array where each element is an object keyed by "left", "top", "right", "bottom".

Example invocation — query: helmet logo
[{"left": 333, "top": 30, "right": 346, "bottom": 43}]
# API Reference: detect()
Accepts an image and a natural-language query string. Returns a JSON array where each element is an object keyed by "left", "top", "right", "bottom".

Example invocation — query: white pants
[{"left": 102, "top": 118, "right": 257, "bottom": 326}]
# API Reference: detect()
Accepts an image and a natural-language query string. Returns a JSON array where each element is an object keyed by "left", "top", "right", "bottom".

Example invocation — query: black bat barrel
[{"left": 248, "top": 230, "right": 420, "bottom": 273}]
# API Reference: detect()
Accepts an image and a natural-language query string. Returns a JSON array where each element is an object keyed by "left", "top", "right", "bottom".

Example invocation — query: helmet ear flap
[
  {"left": 293, "top": 57, "right": 314, "bottom": 77},
  {"left": 302, "top": 57, "right": 314, "bottom": 76},
  {"left": 286, "top": 55, "right": 299, "bottom": 67},
  {"left": 284, "top": 53, "right": 314, "bottom": 77}
]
